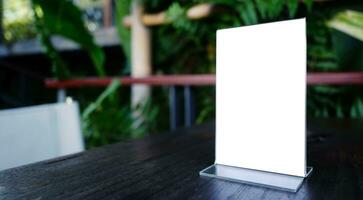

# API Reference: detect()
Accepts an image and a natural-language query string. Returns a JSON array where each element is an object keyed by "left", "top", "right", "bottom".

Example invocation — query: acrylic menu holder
[{"left": 199, "top": 19, "right": 313, "bottom": 193}]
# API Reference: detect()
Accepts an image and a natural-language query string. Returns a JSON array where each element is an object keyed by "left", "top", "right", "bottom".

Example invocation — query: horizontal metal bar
[
  {"left": 44, "top": 72, "right": 363, "bottom": 89},
  {"left": 45, "top": 75, "right": 216, "bottom": 88},
  {"left": 307, "top": 72, "right": 363, "bottom": 85}
]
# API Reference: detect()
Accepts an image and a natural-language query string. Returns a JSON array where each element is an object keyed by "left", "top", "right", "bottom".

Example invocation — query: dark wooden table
[{"left": 1, "top": 119, "right": 363, "bottom": 199}]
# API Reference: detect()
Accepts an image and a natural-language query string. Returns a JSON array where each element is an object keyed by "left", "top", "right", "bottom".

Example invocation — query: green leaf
[
  {"left": 286, "top": 0, "right": 299, "bottom": 18},
  {"left": 35, "top": 19, "right": 70, "bottom": 79},
  {"left": 165, "top": 2, "right": 195, "bottom": 32},
  {"left": 328, "top": 10, "right": 363, "bottom": 42},
  {"left": 240, "top": 0, "right": 258, "bottom": 25},
  {"left": 349, "top": 97, "right": 363, "bottom": 118},
  {"left": 255, "top": 0, "right": 268, "bottom": 20},
  {"left": 165, "top": 2, "right": 185, "bottom": 22},
  {"left": 32, "top": 0, "right": 105, "bottom": 76},
  {"left": 308, "top": 60, "right": 338, "bottom": 70},
  {"left": 267, "top": 0, "right": 284, "bottom": 19},
  {"left": 82, "top": 80, "right": 121, "bottom": 120},
  {"left": 357, "top": 98, "right": 363, "bottom": 117},
  {"left": 115, "top": 0, "right": 132, "bottom": 61},
  {"left": 336, "top": 103, "right": 344, "bottom": 118},
  {"left": 312, "top": 86, "right": 341, "bottom": 94},
  {"left": 350, "top": 102, "right": 358, "bottom": 118},
  {"left": 304, "top": 0, "right": 313, "bottom": 12}
]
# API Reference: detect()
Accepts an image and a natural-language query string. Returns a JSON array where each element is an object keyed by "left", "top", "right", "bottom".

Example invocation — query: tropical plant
[
  {"left": 306, "top": 9, "right": 363, "bottom": 118},
  {"left": 32, "top": 0, "right": 105, "bottom": 79},
  {"left": 328, "top": 10, "right": 363, "bottom": 42},
  {"left": 3, "top": 0, "right": 37, "bottom": 43},
  {"left": 5, "top": 0, "right": 363, "bottom": 148},
  {"left": 148, "top": 0, "right": 363, "bottom": 119},
  {"left": 81, "top": 80, "right": 159, "bottom": 148},
  {"left": 136, "top": 0, "right": 314, "bottom": 123}
]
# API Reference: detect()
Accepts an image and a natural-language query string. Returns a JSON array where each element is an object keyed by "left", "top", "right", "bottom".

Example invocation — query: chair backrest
[{"left": 0, "top": 102, "right": 84, "bottom": 171}]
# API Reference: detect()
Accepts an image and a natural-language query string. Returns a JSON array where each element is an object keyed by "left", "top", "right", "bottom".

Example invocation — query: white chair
[{"left": 0, "top": 102, "right": 84, "bottom": 171}]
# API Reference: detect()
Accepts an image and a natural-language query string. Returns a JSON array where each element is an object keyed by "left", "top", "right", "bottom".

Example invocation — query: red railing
[
  {"left": 45, "top": 75, "right": 215, "bottom": 88},
  {"left": 307, "top": 72, "right": 363, "bottom": 85},
  {"left": 45, "top": 72, "right": 363, "bottom": 88},
  {"left": 44, "top": 72, "right": 363, "bottom": 130}
]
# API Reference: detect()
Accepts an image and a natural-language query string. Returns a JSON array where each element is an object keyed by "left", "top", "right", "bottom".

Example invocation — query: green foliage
[
  {"left": 149, "top": 0, "right": 312, "bottom": 123},
  {"left": 240, "top": 0, "right": 258, "bottom": 25},
  {"left": 6, "top": 0, "right": 363, "bottom": 148},
  {"left": 32, "top": 0, "right": 105, "bottom": 78},
  {"left": 34, "top": 17, "right": 71, "bottom": 79},
  {"left": 350, "top": 97, "right": 363, "bottom": 118},
  {"left": 144, "top": 0, "right": 363, "bottom": 120},
  {"left": 196, "top": 88, "right": 215, "bottom": 124},
  {"left": 306, "top": 8, "right": 363, "bottom": 118},
  {"left": 115, "top": 0, "right": 132, "bottom": 60},
  {"left": 82, "top": 80, "right": 121, "bottom": 120},
  {"left": 165, "top": 2, "right": 195, "bottom": 31},
  {"left": 4, "top": 21, "right": 36, "bottom": 44},
  {"left": 114, "top": 0, "right": 132, "bottom": 74},
  {"left": 81, "top": 80, "right": 159, "bottom": 148},
  {"left": 307, "top": 14, "right": 338, "bottom": 72},
  {"left": 3, "top": 0, "right": 37, "bottom": 43},
  {"left": 28, "top": 0, "right": 160, "bottom": 148},
  {"left": 287, "top": 0, "right": 299, "bottom": 18},
  {"left": 304, "top": 0, "right": 313, "bottom": 12},
  {"left": 164, "top": 0, "right": 307, "bottom": 28},
  {"left": 328, "top": 10, "right": 363, "bottom": 42}
]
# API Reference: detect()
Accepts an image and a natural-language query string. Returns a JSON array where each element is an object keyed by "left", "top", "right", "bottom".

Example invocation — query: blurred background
[{"left": 0, "top": 0, "right": 362, "bottom": 150}]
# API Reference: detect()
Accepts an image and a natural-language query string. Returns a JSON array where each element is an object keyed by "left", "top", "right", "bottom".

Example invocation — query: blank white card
[{"left": 216, "top": 19, "right": 306, "bottom": 177}]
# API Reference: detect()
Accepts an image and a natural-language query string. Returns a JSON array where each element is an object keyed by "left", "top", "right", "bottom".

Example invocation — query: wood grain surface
[{"left": 0, "top": 119, "right": 362, "bottom": 199}]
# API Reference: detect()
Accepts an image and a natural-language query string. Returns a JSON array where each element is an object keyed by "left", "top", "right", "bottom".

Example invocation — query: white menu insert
[{"left": 216, "top": 19, "right": 306, "bottom": 177}]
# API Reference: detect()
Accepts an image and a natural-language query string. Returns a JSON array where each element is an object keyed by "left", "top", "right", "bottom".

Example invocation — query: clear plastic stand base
[{"left": 200, "top": 164, "right": 313, "bottom": 192}]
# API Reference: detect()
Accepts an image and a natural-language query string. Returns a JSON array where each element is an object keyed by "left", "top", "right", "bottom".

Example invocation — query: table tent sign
[{"left": 200, "top": 18, "right": 313, "bottom": 192}]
